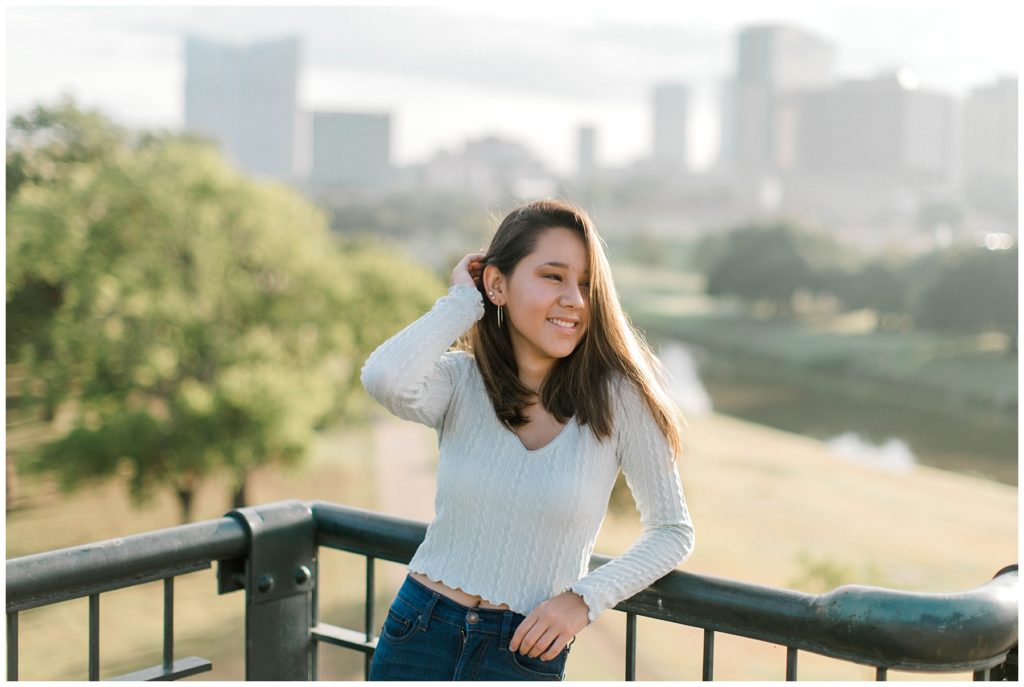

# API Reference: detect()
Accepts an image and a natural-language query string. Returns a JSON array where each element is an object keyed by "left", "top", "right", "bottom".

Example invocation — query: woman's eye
[{"left": 545, "top": 274, "right": 588, "bottom": 289}]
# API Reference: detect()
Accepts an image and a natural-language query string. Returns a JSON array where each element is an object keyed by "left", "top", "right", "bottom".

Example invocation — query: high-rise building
[
  {"left": 421, "top": 135, "right": 554, "bottom": 200},
  {"left": 577, "top": 125, "right": 596, "bottom": 180},
  {"left": 722, "top": 24, "right": 836, "bottom": 177},
  {"left": 184, "top": 35, "right": 299, "bottom": 180},
  {"left": 961, "top": 76, "right": 1017, "bottom": 183},
  {"left": 652, "top": 83, "right": 688, "bottom": 172},
  {"left": 960, "top": 75, "right": 1017, "bottom": 223},
  {"left": 785, "top": 71, "right": 956, "bottom": 184},
  {"left": 309, "top": 111, "right": 392, "bottom": 189}
]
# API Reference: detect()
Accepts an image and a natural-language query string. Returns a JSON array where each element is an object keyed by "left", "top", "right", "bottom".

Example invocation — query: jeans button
[{"left": 467, "top": 611, "right": 479, "bottom": 623}]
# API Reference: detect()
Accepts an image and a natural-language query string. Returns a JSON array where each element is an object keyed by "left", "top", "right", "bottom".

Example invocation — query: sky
[{"left": 5, "top": 2, "right": 1020, "bottom": 175}]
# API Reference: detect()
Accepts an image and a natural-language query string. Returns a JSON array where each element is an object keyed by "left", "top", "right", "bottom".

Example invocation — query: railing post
[
  {"left": 224, "top": 501, "right": 316, "bottom": 680},
  {"left": 7, "top": 613, "right": 18, "bottom": 681}
]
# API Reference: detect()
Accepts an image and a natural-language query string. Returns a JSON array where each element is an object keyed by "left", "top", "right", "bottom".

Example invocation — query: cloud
[{"left": 111, "top": 6, "right": 729, "bottom": 103}]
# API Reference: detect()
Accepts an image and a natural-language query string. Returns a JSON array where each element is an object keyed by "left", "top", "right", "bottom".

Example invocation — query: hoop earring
[{"left": 489, "top": 289, "right": 504, "bottom": 328}]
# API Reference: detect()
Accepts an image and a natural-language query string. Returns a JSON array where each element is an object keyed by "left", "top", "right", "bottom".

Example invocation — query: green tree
[
  {"left": 829, "top": 259, "right": 911, "bottom": 330},
  {"left": 6, "top": 94, "right": 127, "bottom": 202},
  {"left": 7, "top": 100, "right": 440, "bottom": 522},
  {"left": 912, "top": 245, "right": 1017, "bottom": 354},
  {"left": 627, "top": 231, "right": 669, "bottom": 268},
  {"left": 6, "top": 97, "right": 131, "bottom": 416},
  {"left": 700, "top": 221, "right": 847, "bottom": 318}
]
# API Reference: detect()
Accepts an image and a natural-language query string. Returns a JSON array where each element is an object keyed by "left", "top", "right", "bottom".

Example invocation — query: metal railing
[{"left": 6, "top": 499, "right": 1019, "bottom": 681}]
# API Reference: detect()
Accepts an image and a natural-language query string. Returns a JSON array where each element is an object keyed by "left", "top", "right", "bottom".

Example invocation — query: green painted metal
[
  {"left": 88, "top": 593, "right": 99, "bottom": 681},
  {"left": 5, "top": 499, "right": 1019, "bottom": 681},
  {"left": 163, "top": 578, "right": 173, "bottom": 672},
  {"left": 364, "top": 557, "right": 375, "bottom": 680},
  {"left": 6, "top": 518, "right": 245, "bottom": 612},
  {"left": 309, "top": 500, "right": 1018, "bottom": 676},
  {"left": 702, "top": 629, "right": 714, "bottom": 680},
  {"left": 224, "top": 501, "right": 316, "bottom": 681},
  {"left": 109, "top": 657, "right": 213, "bottom": 681},
  {"left": 7, "top": 612, "right": 18, "bottom": 681},
  {"left": 624, "top": 611, "right": 636, "bottom": 681}
]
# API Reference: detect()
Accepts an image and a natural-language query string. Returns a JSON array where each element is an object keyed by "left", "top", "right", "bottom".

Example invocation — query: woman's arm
[
  {"left": 509, "top": 377, "right": 694, "bottom": 660},
  {"left": 567, "top": 378, "right": 695, "bottom": 626},
  {"left": 360, "top": 281, "right": 484, "bottom": 429}
]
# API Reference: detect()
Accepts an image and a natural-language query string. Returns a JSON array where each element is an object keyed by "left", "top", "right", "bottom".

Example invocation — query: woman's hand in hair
[
  {"left": 451, "top": 251, "right": 487, "bottom": 288},
  {"left": 508, "top": 590, "right": 590, "bottom": 661}
]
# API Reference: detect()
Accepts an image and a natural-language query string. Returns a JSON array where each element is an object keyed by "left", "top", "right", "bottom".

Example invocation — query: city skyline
[{"left": 6, "top": 3, "right": 1019, "bottom": 176}]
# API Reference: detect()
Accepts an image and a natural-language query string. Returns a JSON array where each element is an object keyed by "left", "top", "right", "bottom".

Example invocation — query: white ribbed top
[{"left": 360, "top": 282, "right": 694, "bottom": 625}]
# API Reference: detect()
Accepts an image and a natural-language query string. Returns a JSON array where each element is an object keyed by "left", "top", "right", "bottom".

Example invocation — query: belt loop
[
  {"left": 418, "top": 591, "right": 440, "bottom": 631},
  {"left": 500, "top": 612, "right": 513, "bottom": 651}
]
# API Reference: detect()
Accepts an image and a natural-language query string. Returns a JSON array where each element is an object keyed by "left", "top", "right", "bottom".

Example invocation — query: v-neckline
[{"left": 509, "top": 415, "right": 576, "bottom": 454}]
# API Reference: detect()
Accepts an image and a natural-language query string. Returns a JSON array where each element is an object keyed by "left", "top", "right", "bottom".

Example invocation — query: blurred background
[{"left": 5, "top": 2, "right": 1017, "bottom": 681}]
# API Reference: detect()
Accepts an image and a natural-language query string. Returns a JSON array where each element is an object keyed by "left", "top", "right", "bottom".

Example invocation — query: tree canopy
[
  {"left": 912, "top": 245, "right": 1017, "bottom": 350},
  {"left": 696, "top": 220, "right": 851, "bottom": 317},
  {"left": 7, "top": 98, "right": 441, "bottom": 521},
  {"left": 691, "top": 218, "right": 1015, "bottom": 351}
]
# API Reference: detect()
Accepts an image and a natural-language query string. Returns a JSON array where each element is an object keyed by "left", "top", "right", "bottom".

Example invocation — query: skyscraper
[
  {"left": 722, "top": 24, "right": 836, "bottom": 177},
  {"left": 960, "top": 76, "right": 1017, "bottom": 223},
  {"left": 421, "top": 135, "right": 554, "bottom": 200},
  {"left": 309, "top": 111, "right": 392, "bottom": 189},
  {"left": 652, "top": 83, "right": 688, "bottom": 172},
  {"left": 787, "top": 71, "right": 956, "bottom": 184},
  {"left": 961, "top": 76, "right": 1017, "bottom": 184},
  {"left": 184, "top": 36, "right": 299, "bottom": 180}
]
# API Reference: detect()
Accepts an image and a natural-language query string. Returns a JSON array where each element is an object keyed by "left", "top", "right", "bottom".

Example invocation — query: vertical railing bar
[
  {"left": 876, "top": 666, "right": 888, "bottom": 681},
  {"left": 702, "top": 629, "right": 714, "bottom": 681},
  {"left": 89, "top": 594, "right": 100, "bottom": 681},
  {"left": 624, "top": 611, "right": 636, "bottom": 681},
  {"left": 365, "top": 555, "right": 375, "bottom": 680},
  {"left": 973, "top": 668, "right": 989, "bottom": 680},
  {"left": 7, "top": 612, "right": 18, "bottom": 681},
  {"left": 785, "top": 646, "right": 797, "bottom": 681},
  {"left": 311, "top": 551, "right": 319, "bottom": 682},
  {"left": 163, "top": 577, "right": 174, "bottom": 673}
]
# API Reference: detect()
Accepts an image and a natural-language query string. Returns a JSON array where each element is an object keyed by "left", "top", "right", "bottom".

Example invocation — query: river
[{"left": 655, "top": 339, "right": 1018, "bottom": 486}]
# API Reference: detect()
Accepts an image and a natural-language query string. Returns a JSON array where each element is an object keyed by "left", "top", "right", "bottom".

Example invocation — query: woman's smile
[
  {"left": 497, "top": 226, "right": 590, "bottom": 378},
  {"left": 547, "top": 317, "right": 578, "bottom": 331}
]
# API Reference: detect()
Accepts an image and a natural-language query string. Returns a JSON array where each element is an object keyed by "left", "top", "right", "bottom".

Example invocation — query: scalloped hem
[
  {"left": 407, "top": 566, "right": 528, "bottom": 615},
  {"left": 566, "top": 583, "right": 599, "bottom": 626}
]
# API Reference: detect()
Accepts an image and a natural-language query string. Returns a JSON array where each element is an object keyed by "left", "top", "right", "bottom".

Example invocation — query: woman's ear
[{"left": 482, "top": 264, "right": 505, "bottom": 304}]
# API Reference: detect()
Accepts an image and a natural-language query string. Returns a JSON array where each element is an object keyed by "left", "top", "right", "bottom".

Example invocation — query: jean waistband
[{"left": 395, "top": 573, "right": 529, "bottom": 638}]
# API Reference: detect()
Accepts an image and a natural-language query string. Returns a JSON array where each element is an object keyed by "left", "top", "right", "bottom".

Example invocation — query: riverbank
[
  {"left": 625, "top": 295, "right": 1016, "bottom": 423},
  {"left": 613, "top": 269, "right": 1018, "bottom": 485}
]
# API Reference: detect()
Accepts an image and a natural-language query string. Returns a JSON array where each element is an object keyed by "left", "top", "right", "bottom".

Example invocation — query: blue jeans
[{"left": 368, "top": 573, "right": 574, "bottom": 681}]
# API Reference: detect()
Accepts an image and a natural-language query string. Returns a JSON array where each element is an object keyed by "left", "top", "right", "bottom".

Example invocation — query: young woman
[{"left": 361, "top": 199, "right": 694, "bottom": 681}]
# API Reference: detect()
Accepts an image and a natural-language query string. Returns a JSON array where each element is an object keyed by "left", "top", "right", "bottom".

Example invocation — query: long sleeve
[
  {"left": 360, "top": 282, "right": 485, "bottom": 430},
  {"left": 567, "top": 379, "right": 695, "bottom": 625}
]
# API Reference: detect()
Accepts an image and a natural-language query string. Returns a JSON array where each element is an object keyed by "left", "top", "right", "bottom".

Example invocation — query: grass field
[
  {"left": 7, "top": 407, "right": 1016, "bottom": 681},
  {"left": 610, "top": 260, "right": 1017, "bottom": 424}
]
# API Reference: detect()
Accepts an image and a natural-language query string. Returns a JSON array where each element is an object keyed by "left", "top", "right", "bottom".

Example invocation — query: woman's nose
[{"left": 561, "top": 283, "right": 586, "bottom": 308}]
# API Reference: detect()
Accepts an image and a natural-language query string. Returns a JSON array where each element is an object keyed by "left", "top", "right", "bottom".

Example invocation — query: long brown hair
[{"left": 455, "top": 199, "right": 686, "bottom": 461}]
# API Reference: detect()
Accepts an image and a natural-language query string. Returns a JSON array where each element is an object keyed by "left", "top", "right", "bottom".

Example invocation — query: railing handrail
[
  {"left": 308, "top": 500, "right": 1018, "bottom": 672},
  {"left": 6, "top": 499, "right": 1019, "bottom": 675},
  {"left": 6, "top": 517, "right": 248, "bottom": 613}
]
